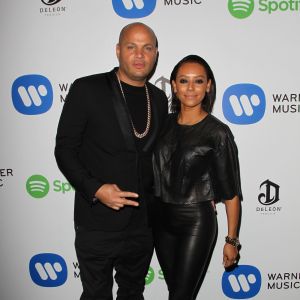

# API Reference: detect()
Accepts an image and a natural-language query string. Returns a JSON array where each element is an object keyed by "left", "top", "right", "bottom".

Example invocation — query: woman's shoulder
[
  {"left": 206, "top": 114, "right": 230, "bottom": 131},
  {"left": 205, "top": 114, "right": 234, "bottom": 141}
]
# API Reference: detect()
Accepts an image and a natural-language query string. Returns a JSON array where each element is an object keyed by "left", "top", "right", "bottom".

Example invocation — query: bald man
[{"left": 55, "top": 22, "right": 168, "bottom": 299}]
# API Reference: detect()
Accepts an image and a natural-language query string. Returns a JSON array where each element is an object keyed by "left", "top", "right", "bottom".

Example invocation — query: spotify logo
[
  {"left": 145, "top": 266, "right": 155, "bottom": 285},
  {"left": 26, "top": 175, "right": 50, "bottom": 198},
  {"left": 228, "top": 0, "right": 299, "bottom": 18},
  {"left": 228, "top": 0, "right": 255, "bottom": 19},
  {"left": 144, "top": 266, "right": 164, "bottom": 285},
  {"left": 26, "top": 174, "right": 74, "bottom": 198}
]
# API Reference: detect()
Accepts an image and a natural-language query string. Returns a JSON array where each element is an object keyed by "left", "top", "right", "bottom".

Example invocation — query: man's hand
[{"left": 94, "top": 184, "right": 139, "bottom": 210}]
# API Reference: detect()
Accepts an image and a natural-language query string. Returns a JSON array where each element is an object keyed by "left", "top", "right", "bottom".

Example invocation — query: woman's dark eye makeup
[
  {"left": 179, "top": 78, "right": 188, "bottom": 84},
  {"left": 178, "top": 78, "right": 204, "bottom": 84}
]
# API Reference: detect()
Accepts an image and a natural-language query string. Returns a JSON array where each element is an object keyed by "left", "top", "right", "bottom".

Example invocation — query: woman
[{"left": 153, "top": 55, "right": 242, "bottom": 300}]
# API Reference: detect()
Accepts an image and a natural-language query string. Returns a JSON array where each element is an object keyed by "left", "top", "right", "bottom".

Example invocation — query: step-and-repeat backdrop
[{"left": 1, "top": 1, "right": 299, "bottom": 299}]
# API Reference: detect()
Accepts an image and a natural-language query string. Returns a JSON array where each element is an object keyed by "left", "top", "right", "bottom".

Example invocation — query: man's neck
[{"left": 116, "top": 69, "right": 146, "bottom": 87}]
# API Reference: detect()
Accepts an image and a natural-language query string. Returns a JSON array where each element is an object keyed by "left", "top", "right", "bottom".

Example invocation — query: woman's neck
[{"left": 178, "top": 108, "right": 208, "bottom": 125}]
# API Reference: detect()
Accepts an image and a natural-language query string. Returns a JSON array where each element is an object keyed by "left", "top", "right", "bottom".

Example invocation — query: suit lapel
[{"left": 106, "top": 69, "right": 136, "bottom": 152}]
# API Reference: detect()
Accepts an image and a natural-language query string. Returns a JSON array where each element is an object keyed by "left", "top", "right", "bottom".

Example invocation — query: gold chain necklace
[{"left": 116, "top": 75, "right": 151, "bottom": 139}]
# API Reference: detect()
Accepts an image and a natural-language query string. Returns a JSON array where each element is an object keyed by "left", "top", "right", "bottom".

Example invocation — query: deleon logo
[
  {"left": 26, "top": 175, "right": 50, "bottom": 198},
  {"left": 29, "top": 253, "right": 68, "bottom": 287},
  {"left": 112, "top": 0, "right": 156, "bottom": 18},
  {"left": 228, "top": 0, "right": 255, "bottom": 19},
  {"left": 222, "top": 83, "right": 266, "bottom": 125},
  {"left": 154, "top": 76, "right": 172, "bottom": 112},
  {"left": 222, "top": 265, "right": 262, "bottom": 299},
  {"left": 258, "top": 179, "right": 280, "bottom": 206},
  {"left": 155, "top": 76, "right": 171, "bottom": 99},
  {"left": 12, "top": 74, "right": 53, "bottom": 115},
  {"left": 145, "top": 266, "right": 155, "bottom": 285},
  {"left": 41, "top": 0, "right": 62, "bottom": 5}
]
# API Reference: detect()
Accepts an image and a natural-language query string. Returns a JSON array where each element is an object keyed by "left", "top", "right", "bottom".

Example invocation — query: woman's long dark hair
[{"left": 170, "top": 54, "right": 216, "bottom": 114}]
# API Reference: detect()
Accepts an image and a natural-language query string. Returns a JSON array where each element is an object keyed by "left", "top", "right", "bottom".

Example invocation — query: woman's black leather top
[{"left": 153, "top": 113, "right": 242, "bottom": 204}]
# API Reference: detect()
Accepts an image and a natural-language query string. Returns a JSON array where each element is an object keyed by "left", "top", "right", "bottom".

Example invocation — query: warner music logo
[
  {"left": 222, "top": 265, "right": 262, "bottom": 299},
  {"left": 58, "top": 82, "right": 71, "bottom": 103},
  {"left": 272, "top": 92, "right": 300, "bottom": 114},
  {"left": 12, "top": 75, "right": 53, "bottom": 115},
  {"left": 40, "top": 0, "right": 67, "bottom": 16},
  {"left": 164, "top": 0, "right": 203, "bottom": 6},
  {"left": 73, "top": 261, "right": 80, "bottom": 279},
  {"left": 0, "top": 168, "right": 13, "bottom": 188},
  {"left": 112, "top": 0, "right": 156, "bottom": 18},
  {"left": 223, "top": 83, "right": 266, "bottom": 125},
  {"left": 29, "top": 253, "right": 68, "bottom": 287},
  {"left": 267, "top": 272, "right": 300, "bottom": 289},
  {"left": 256, "top": 179, "right": 282, "bottom": 215}
]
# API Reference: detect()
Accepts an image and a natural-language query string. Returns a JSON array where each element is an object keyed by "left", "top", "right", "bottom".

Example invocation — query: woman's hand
[{"left": 223, "top": 243, "right": 238, "bottom": 268}]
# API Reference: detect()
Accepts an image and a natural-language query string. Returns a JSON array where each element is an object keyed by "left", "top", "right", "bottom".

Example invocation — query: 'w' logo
[{"left": 112, "top": 0, "right": 156, "bottom": 18}]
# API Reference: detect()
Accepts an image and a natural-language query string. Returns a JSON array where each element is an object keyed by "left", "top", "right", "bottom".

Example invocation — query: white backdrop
[{"left": 1, "top": 1, "right": 300, "bottom": 299}]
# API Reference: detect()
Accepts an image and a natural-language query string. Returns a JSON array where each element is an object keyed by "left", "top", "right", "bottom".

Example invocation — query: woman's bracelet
[{"left": 225, "top": 236, "right": 240, "bottom": 248}]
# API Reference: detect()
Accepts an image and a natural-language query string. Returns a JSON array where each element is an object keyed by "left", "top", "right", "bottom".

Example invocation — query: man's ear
[{"left": 116, "top": 43, "right": 120, "bottom": 59}]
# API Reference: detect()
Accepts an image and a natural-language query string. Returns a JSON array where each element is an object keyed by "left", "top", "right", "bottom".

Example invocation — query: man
[{"left": 55, "top": 22, "right": 168, "bottom": 300}]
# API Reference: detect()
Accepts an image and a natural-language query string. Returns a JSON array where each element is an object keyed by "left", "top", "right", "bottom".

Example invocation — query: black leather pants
[{"left": 154, "top": 201, "right": 217, "bottom": 300}]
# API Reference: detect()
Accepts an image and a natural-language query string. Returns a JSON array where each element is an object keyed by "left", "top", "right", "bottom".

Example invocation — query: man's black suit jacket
[{"left": 55, "top": 68, "right": 168, "bottom": 231}]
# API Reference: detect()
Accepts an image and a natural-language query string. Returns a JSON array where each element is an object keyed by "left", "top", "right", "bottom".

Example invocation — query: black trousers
[
  {"left": 154, "top": 201, "right": 217, "bottom": 300},
  {"left": 75, "top": 226, "right": 154, "bottom": 300}
]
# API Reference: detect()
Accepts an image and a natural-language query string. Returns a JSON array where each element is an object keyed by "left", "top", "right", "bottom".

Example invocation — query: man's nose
[{"left": 135, "top": 48, "right": 144, "bottom": 57}]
